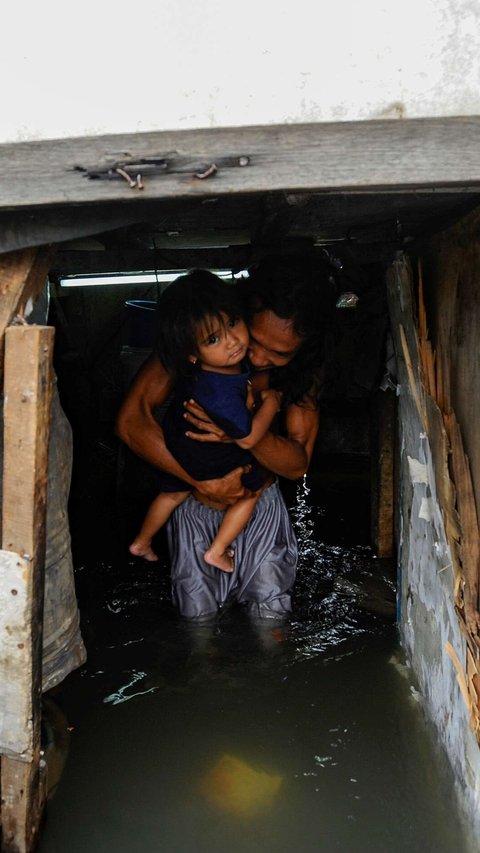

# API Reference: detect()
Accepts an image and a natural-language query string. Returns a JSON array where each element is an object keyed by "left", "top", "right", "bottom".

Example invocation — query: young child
[{"left": 129, "top": 270, "right": 282, "bottom": 573}]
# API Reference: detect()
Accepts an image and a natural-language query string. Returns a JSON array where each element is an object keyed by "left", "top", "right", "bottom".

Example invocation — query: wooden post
[
  {"left": 371, "top": 389, "right": 396, "bottom": 558},
  {"left": 0, "top": 247, "right": 53, "bottom": 382},
  {"left": 0, "top": 324, "right": 54, "bottom": 853}
]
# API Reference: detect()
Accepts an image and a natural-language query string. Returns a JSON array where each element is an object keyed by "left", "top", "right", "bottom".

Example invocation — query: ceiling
[
  {"left": 44, "top": 185, "right": 480, "bottom": 405},
  {"left": 49, "top": 188, "right": 480, "bottom": 284}
]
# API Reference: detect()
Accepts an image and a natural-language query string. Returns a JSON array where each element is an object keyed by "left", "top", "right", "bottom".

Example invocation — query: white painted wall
[{"left": 2, "top": 0, "right": 480, "bottom": 144}]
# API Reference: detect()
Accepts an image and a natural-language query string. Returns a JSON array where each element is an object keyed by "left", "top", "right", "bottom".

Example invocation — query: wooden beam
[
  {"left": 48, "top": 241, "right": 388, "bottom": 279},
  {"left": 371, "top": 390, "right": 396, "bottom": 558},
  {"left": 1, "top": 118, "right": 480, "bottom": 214},
  {"left": 445, "top": 412, "right": 480, "bottom": 634},
  {"left": 0, "top": 203, "right": 156, "bottom": 256},
  {"left": 0, "top": 551, "right": 42, "bottom": 760},
  {"left": 0, "top": 325, "right": 54, "bottom": 853},
  {"left": 0, "top": 248, "right": 53, "bottom": 381},
  {"left": 3, "top": 187, "right": 479, "bottom": 258}
]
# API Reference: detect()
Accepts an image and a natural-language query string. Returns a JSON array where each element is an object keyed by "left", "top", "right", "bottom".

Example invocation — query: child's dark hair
[{"left": 156, "top": 269, "right": 243, "bottom": 377}]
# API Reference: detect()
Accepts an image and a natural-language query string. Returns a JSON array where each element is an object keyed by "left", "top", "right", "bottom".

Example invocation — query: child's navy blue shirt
[{"left": 158, "top": 366, "right": 264, "bottom": 492}]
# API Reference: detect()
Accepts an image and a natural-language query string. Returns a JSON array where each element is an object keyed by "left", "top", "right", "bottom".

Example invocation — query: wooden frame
[
  {"left": 2, "top": 117, "right": 480, "bottom": 213},
  {"left": 1, "top": 117, "right": 480, "bottom": 848},
  {"left": 0, "top": 250, "right": 54, "bottom": 853}
]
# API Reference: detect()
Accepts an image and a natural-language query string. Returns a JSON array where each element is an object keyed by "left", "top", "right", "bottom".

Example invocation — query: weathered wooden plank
[
  {"left": 446, "top": 413, "right": 480, "bottom": 635},
  {"left": 425, "top": 396, "right": 462, "bottom": 598},
  {"left": 0, "top": 248, "right": 53, "bottom": 381},
  {"left": 418, "top": 270, "right": 438, "bottom": 401},
  {"left": 1, "top": 325, "right": 54, "bottom": 853},
  {"left": 371, "top": 390, "right": 396, "bottom": 558},
  {"left": 0, "top": 203, "right": 148, "bottom": 256},
  {"left": 399, "top": 324, "right": 428, "bottom": 433},
  {"left": 0, "top": 759, "right": 46, "bottom": 853},
  {"left": 0, "top": 551, "right": 39, "bottom": 759},
  {"left": 0, "top": 248, "right": 52, "bottom": 330},
  {"left": 1, "top": 118, "right": 480, "bottom": 211},
  {"left": 4, "top": 186, "right": 479, "bottom": 258}
]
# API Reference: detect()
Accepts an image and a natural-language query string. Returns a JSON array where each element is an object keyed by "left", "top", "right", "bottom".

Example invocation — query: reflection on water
[{"left": 38, "top": 474, "right": 476, "bottom": 853}]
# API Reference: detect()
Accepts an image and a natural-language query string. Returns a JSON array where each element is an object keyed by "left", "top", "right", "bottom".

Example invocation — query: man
[{"left": 116, "top": 256, "right": 335, "bottom": 621}]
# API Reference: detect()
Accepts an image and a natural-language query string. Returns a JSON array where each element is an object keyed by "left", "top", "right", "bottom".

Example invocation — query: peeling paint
[
  {"left": 407, "top": 456, "right": 429, "bottom": 485},
  {"left": 419, "top": 496, "right": 435, "bottom": 521}
]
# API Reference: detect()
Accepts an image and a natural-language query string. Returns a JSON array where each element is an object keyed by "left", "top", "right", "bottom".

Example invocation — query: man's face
[{"left": 247, "top": 309, "right": 304, "bottom": 371}]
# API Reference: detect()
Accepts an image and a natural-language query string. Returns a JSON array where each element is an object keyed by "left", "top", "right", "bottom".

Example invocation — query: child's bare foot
[
  {"left": 204, "top": 546, "right": 234, "bottom": 573},
  {"left": 129, "top": 540, "right": 158, "bottom": 562}
]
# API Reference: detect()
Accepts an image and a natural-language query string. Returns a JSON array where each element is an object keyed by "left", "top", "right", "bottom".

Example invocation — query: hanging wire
[{"left": 152, "top": 233, "right": 161, "bottom": 301}]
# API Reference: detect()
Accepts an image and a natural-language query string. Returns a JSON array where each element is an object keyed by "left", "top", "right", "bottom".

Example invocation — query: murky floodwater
[{"left": 38, "top": 467, "right": 477, "bottom": 853}]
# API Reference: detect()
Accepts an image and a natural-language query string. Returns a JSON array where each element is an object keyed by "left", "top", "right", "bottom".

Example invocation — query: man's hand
[
  {"left": 183, "top": 399, "right": 233, "bottom": 443},
  {"left": 193, "top": 466, "right": 253, "bottom": 505}
]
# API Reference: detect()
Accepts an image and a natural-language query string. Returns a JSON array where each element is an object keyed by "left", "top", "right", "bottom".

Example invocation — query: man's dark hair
[
  {"left": 156, "top": 269, "right": 243, "bottom": 378},
  {"left": 245, "top": 255, "right": 337, "bottom": 407}
]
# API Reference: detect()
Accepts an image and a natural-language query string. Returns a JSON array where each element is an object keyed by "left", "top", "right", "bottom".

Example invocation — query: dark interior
[{"left": 44, "top": 187, "right": 480, "bottom": 556}]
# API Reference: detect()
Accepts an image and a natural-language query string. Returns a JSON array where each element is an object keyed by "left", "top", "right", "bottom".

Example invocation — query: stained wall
[{"left": 2, "top": 0, "right": 480, "bottom": 144}]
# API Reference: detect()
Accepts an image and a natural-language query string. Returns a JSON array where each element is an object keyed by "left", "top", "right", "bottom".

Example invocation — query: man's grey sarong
[{"left": 166, "top": 480, "right": 297, "bottom": 621}]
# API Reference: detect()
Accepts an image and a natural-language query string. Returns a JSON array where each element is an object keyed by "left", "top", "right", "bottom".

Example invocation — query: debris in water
[
  {"left": 410, "top": 686, "right": 422, "bottom": 703},
  {"left": 199, "top": 753, "right": 283, "bottom": 817},
  {"left": 314, "top": 755, "right": 336, "bottom": 767},
  {"left": 103, "top": 670, "right": 158, "bottom": 705},
  {"left": 389, "top": 653, "right": 411, "bottom": 680}
]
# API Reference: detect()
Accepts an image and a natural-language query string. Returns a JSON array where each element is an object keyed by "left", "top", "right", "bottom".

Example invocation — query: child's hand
[
  {"left": 184, "top": 400, "right": 233, "bottom": 442},
  {"left": 246, "top": 381, "right": 255, "bottom": 411}
]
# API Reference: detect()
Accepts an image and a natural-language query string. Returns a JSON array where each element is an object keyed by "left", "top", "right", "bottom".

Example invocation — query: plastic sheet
[{"left": 0, "top": 382, "right": 86, "bottom": 692}]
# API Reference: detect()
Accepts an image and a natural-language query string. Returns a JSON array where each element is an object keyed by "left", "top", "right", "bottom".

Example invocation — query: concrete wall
[
  {"left": 388, "top": 255, "right": 480, "bottom": 836},
  {"left": 2, "top": 0, "right": 480, "bottom": 144}
]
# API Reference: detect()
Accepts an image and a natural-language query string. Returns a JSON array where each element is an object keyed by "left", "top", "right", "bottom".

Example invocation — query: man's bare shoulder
[
  {"left": 131, "top": 353, "right": 172, "bottom": 392},
  {"left": 118, "top": 354, "right": 174, "bottom": 427},
  {"left": 284, "top": 395, "right": 319, "bottom": 451},
  {"left": 135, "top": 352, "right": 164, "bottom": 380}
]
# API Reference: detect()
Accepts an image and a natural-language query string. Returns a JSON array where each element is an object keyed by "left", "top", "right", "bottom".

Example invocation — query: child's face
[{"left": 193, "top": 313, "right": 250, "bottom": 371}]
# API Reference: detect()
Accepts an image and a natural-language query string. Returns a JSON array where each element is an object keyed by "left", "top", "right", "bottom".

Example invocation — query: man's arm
[
  {"left": 116, "top": 354, "right": 251, "bottom": 503},
  {"left": 116, "top": 354, "right": 195, "bottom": 483},
  {"left": 247, "top": 401, "right": 319, "bottom": 480},
  {"left": 184, "top": 395, "right": 319, "bottom": 480}
]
